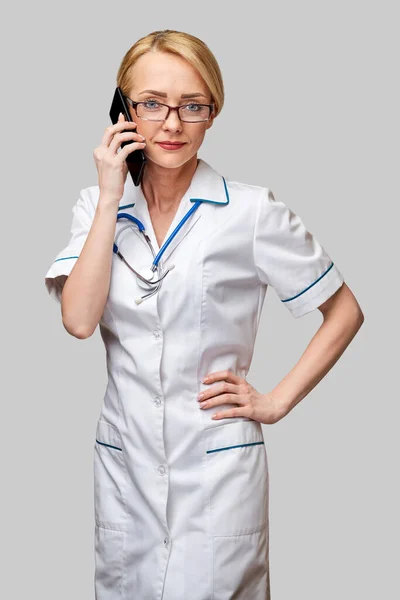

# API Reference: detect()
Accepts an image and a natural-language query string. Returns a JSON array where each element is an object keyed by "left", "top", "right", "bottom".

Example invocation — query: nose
[{"left": 163, "top": 107, "right": 183, "bottom": 131}]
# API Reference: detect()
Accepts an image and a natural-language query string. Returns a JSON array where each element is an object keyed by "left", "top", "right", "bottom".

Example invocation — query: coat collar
[
  {"left": 116, "top": 159, "right": 229, "bottom": 264},
  {"left": 117, "top": 158, "right": 229, "bottom": 210}
]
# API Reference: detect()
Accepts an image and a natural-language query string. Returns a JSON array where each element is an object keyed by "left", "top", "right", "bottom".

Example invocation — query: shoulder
[
  {"left": 222, "top": 176, "right": 274, "bottom": 216},
  {"left": 224, "top": 176, "right": 265, "bottom": 196}
]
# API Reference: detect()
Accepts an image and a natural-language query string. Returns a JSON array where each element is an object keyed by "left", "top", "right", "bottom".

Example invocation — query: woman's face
[{"left": 126, "top": 51, "right": 215, "bottom": 169}]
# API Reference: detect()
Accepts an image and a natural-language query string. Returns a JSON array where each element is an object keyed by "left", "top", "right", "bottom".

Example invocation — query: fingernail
[{"left": 202, "top": 376, "right": 210, "bottom": 383}]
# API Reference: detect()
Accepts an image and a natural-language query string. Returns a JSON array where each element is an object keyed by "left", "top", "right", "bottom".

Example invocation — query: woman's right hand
[{"left": 93, "top": 112, "right": 146, "bottom": 204}]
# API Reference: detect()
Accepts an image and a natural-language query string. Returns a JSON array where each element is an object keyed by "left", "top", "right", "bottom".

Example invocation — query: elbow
[
  {"left": 348, "top": 292, "right": 365, "bottom": 329},
  {"left": 61, "top": 309, "right": 95, "bottom": 339},
  {"left": 340, "top": 302, "right": 365, "bottom": 332},
  {"left": 320, "top": 283, "right": 365, "bottom": 330},
  {"left": 62, "top": 319, "right": 94, "bottom": 339},
  {"left": 341, "top": 302, "right": 365, "bottom": 335},
  {"left": 61, "top": 292, "right": 96, "bottom": 339},
  {"left": 356, "top": 307, "right": 365, "bottom": 329}
]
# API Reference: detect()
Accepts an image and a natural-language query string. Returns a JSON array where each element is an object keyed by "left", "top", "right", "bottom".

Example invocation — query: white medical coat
[{"left": 45, "top": 158, "right": 345, "bottom": 599}]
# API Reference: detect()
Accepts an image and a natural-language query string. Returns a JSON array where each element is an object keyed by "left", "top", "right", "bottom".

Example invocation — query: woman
[{"left": 45, "top": 29, "right": 364, "bottom": 600}]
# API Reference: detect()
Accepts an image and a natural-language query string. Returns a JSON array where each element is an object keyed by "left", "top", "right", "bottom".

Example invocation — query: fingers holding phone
[{"left": 93, "top": 112, "right": 147, "bottom": 203}]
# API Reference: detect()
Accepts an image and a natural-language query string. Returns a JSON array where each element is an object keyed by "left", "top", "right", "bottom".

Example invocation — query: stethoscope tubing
[
  {"left": 112, "top": 200, "right": 201, "bottom": 302},
  {"left": 113, "top": 221, "right": 166, "bottom": 284},
  {"left": 114, "top": 200, "right": 201, "bottom": 269}
]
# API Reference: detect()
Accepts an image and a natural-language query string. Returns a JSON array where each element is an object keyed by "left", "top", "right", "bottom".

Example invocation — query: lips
[{"left": 157, "top": 142, "right": 186, "bottom": 150}]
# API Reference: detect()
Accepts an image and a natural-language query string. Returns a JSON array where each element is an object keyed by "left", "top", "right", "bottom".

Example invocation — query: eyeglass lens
[{"left": 136, "top": 100, "right": 211, "bottom": 122}]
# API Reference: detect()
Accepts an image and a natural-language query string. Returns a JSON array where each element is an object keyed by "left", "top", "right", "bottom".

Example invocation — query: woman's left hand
[{"left": 198, "top": 370, "right": 289, "bottom": 425}]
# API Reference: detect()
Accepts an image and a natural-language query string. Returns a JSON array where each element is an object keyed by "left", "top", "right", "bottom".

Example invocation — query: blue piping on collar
[
  {"left": 189, "top": 176, "right": 230, "bottom": 205},
  {"left": 117, "top": 175, "right": 230, "bottom": 211}
]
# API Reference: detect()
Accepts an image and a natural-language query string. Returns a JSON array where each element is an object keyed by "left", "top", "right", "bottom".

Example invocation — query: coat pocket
[
  {"left": 212, "top": 528, "right": 270, "bottom": 600},
  {"left": 94, "top": 420, "right": 128, "bottom": 532},
  {"left": 95, "top": 525, "right": 126, "bottom": 599},
  {"left": 205, "top": 420, "right": 269, "bottom": 537}
]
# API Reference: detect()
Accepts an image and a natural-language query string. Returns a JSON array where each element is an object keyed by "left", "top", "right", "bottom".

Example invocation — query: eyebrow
[{"left": 138, "top": 89, "right": 208, "bottom": 99}]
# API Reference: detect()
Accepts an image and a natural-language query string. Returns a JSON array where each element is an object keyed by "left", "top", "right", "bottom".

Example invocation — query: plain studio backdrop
[{"left": 2, "top": 1, "right": 398, "bottom": 598}]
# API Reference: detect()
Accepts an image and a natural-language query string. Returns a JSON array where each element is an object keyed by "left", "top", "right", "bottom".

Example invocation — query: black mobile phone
[{"left": 109, "top": 87, "right": 146, "bottom": 186}]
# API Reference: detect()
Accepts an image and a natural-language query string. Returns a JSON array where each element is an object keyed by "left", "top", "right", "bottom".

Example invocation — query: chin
[{"left": 145, "top": 149, "right": 196, "bottom": 169}]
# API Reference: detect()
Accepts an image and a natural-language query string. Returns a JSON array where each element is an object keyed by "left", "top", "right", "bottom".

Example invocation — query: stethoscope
[{"left": 113, "top": 200, "right": 202, "bottom": 305}]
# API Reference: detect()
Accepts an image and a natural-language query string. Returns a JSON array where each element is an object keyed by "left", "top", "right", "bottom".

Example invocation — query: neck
[{"left": 141, "top": 155, "right": 199, "bottom": 213}]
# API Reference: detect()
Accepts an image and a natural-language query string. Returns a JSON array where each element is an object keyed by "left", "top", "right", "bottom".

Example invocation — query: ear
[{"left": 205, "top": 113, "right": 215, "bottom": 131}]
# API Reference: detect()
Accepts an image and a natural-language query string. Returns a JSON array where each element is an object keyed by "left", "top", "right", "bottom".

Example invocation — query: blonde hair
[{"left": 116, "top": 29, "right": 224, "bottom": 118}]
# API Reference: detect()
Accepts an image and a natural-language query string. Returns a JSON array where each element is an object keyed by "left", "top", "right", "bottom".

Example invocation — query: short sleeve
[
  {"left": 44, "top": 187, "right": 96, "bottom": 304},
  {"left": 254, "top": 187, "right": 345, "bottom": 318}
]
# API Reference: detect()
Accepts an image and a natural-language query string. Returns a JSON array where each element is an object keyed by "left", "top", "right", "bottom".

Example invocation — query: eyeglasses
[{"left": 124, "top": 96, "right": 215, "bottom": 123}]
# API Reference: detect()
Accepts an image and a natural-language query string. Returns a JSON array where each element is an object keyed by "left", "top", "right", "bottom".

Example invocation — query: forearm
[
  {"left": 61, "top": 197, "right": 118, "bottom": 338},
  {"left": 270, "top": 305, "right": 364, "bottom": 415}
]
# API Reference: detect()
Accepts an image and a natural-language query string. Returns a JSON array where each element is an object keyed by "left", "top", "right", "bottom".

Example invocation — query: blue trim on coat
[
  {"left": 118, "top": 203, "right": 135, "bottom": 211},
  {"left": 282, "top": 262, "right": 334, "bottom": 303},
  {"left": 96, "top": 439, "right": 122, "bottom": 451},
  {"left": 206, "top": 441, "right": 265, "bottom": 454},
  {"left": 54, "top": 255, "right": 79, "bottom": 262}
]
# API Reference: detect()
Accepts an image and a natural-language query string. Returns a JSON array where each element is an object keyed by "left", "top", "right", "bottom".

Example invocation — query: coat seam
[
  {"left": 253, "top": 187, "right": 273, "bottom": 285},
  {"left": 196, "top": 224, "right": 215, "bottom": 600},
  {"left": 100, "top": 302, "right": 125, "bottom": 434}
]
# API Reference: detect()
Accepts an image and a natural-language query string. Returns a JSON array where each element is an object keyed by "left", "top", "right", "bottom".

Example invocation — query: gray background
[{"left": 3, "top": 0, "right": 398, "bottom": 598}]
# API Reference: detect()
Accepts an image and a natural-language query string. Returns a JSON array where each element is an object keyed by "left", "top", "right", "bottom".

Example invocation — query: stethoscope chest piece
[{"left": 136, "top": 265, "right": 159, "bottom": 290}]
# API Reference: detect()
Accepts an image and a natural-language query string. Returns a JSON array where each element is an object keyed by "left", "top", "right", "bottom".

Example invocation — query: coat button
[
  {"left": 154, "top": 396, "right": 162, "bottom": 406},
  {"left": 153, "top": 329, "right": 162, "bottom": 339},
  {"left": 157, "top": 465, "right": 166, "bottom": 475},
  {"left": 164, "top": 537, "right": 170, "bottom": 548}
]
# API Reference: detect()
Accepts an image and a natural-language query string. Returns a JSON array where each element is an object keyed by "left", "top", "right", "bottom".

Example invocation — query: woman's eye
[
  {"left": 144, "top": 100, "right": 160, "bottom": 108},
  {"left": 142, "top": 99, "right": 203, "bottom": 112},
  {"left": 184, "top": 103, "right": 201, "bottom": 112}
]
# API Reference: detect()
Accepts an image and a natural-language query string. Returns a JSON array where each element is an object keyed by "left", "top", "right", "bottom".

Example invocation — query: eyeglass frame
[{"left": 123, "top": 95, "right": 215, "bottom": 123}]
